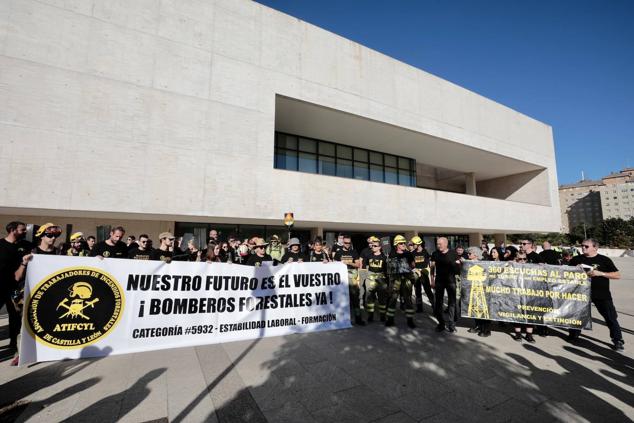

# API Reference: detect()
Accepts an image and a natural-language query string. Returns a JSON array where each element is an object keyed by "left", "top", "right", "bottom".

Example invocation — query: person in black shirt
[
  {"left": 246, "top": 238, "right": 273, "bottom": 267},
  {"left": 308, "top": 239, "right": 330, "bottom": 263},
  {"left": 411, "top": 236, "right": 434, "bottom": 314},
  {"left": 0, "top": 221, "right": 28, "bottom": 350},
  {"left": 90, "top": 226, "right": 128, "bottom": 259},
  {"left": 430, "top": 237, "right": 461, "bottom": 333},
  {"left": 568, "top": 239, "right": 623, "bottom": 350},
  {"left": 86, "top": 235, "right": 96, "bottom": 253},
  {"left": 363, "top": 241, "right": 388, "bottom": 323},
  {"left": 386, "top": 235, "right": 416, "bottom": 328},
  {"left": 333, "top": 235, "right": 363, "bottom": 326},
  {"left": 33, "top": 223, "right": 62, "bottom": 255},
  {"left": 64, "top": 232, "right": 90, "bottom": 256},
  {"left": 539, "top": 241, "right": 561, "bottom": 265},
  {"left": 330, "top": 233, "right": 345, "bottom": 260},
  {"left": 281, "top": 238, "right": 305, "bottom": 263},
  {"left": 129, "top": 234, "right": 152, "bottom": 260},
  {"left": 519, "top": 239, "right": 546, "bottom": 339},
  {"left": 150, "top": 232, "right": 175, "bottom": 262}
]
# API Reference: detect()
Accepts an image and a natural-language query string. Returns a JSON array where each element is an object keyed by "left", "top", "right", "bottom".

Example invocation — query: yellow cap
[
  {"left": 369, "top": 236, "right": 380, "bottom": 242},
  {"left": 393, "top": 235, "right": 407, "bottom": 246},
  {"left": 411, "top": 236, "right": 423, "bottom": 245},
  {"left": 70, "top": 232, "right": 84, "bottom": 242},
  {"left": 35, "top": 223, "right": 61, "bottom": 237}
]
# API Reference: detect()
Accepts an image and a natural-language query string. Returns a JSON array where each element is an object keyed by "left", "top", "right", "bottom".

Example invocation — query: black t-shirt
[
  {"left": 366, "top": 253, "right": 387, "bottom": 274},
  {"left": 281, "top": 250, "right": 305, "bottom": 263},
  {"left": 526, "top": 251, "right": 544, "bottom": 264},
  {"left": 150, "top": 249, "right": 173, "bottom": 262},
  {"left": 334, "top": 248, "right": 359, "bottom": 270},
  {"left": 308, "top": 251, "right": 329, "bottom": 262},
  {"left": 0, "top": 239, "right": 20, "bottom": 293},
  {"left": 539, "top": 249, "right": 561, "bottom": 265},
  {"left": 187, "top": 250, "right": 201, "bottom": 262},
  {"left": 360, "top": 247, "right": 373, "bottom": 264},
  {"left": 34, "top": 247, "right": 58, "bottom": 255},
  {"left": 331, "top": 244, "right": 345, "bottom": 257},
  {"left": 569, "top": 254, "right": 618, "bottom": 300},
  {"left": 129, "top": 248, "right": 152, "bottom": 260},
  {"left": 413, "top": 249, "right": 430, "bottom": 269},
  {"left": 90, "top": 241, "right": 128, "bottom": 259},
  {"left": 246, "top": 254, "right": 273, "bottom": 267},
  {"left": 431, "top": 250, "right": 460, "bottom": 284},
  {"left": 388, "top": 250, "right": 414, "bottom": 274}
]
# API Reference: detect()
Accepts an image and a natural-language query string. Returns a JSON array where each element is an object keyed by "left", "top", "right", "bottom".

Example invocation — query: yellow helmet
[
  {"left": 368, "top": 236, "right": 380, "bottom": 242},
  {"left": 393, "top": 235, "right": 407, "bottom": 246},
  {"left": 411, "top": 236, "right": 423, "bottom": 245},
  {"left": 69, "top": 282, "right": 92, "bottom": 299}
]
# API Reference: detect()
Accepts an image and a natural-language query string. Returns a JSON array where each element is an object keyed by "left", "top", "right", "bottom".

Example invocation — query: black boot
[
  {"left": 416, "top": 304, "right": 423, "bottom": 313},
  {"left": 380, "top": 314, "right": 386, "bottom": 322},
  {"left": 407, "top": 318, "right": 416, "bottom": 328},
  {"left": 367, "top": 313, "right": 374, "bottom": 323},
  {"left": 385, "top": 316, "right": 395, "bottom": 327},
  {"left": 355, "top": 316, "right": 366, "bottom": 326}
]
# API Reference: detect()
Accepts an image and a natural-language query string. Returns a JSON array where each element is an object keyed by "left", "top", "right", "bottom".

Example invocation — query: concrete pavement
[{"left": 1, "top": 258, "right": 633, "bottom": 422}]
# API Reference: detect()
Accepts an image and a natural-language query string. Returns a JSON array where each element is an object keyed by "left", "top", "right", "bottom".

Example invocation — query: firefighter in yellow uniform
[
  {"left": 65, "top": 232, "right": 90, "bottom": 256},
  {"left": 386, "top": 235, "right": 416, "bottom": 328},
  {"left": 334, "top": 235, "right": 364, "bottom": 325},
  {"left": 362, "top": 240, "right": 388, "bottom": 322},
  {"left": 411, "top": 236, "right": 434, "bottom": 314}
]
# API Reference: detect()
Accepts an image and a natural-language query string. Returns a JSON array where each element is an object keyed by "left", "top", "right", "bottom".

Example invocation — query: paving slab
[{"left": 1, "top": 257, "right": 633, "bottom": 422}]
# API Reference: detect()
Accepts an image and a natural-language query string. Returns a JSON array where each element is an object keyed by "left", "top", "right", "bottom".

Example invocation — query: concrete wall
[{"left": 0, "top": 0, "right": 561, "bottom": 233}]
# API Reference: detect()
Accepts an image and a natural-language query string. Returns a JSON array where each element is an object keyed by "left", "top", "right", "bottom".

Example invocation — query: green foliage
[{"left": 512, "top": 218, "right": 634, "bottom": 248}]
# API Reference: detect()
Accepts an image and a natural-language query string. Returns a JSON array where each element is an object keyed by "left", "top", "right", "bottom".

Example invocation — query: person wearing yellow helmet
[
  {"left": 359, "top": 235, "right": 380, "bottom": 310},
  {"left": 333, "top": 234, "right": 364, "bottom": 326},
  {"left": 386, "top": 235, "right": 416, "bottom": 328},
  {"left": 361, "top": 239, "right": 388, "bottom": 323},
  {"left": 65, "top": 232, "right": 90, "bottom": 257},
  {"left": 411, "top": 236, "right": 434, "bottom": 314},
  {"left": 34, "top": 223, "right": 62, "bottom": 255}
]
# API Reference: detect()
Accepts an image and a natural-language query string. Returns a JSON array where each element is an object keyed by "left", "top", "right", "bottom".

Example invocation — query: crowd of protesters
[{"left": 0, "top": 220, "right": 625, "bottom": 366}]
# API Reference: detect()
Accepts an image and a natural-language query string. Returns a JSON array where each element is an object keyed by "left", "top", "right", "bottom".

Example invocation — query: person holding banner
[
  {"left": 150, "top": 232, "right": 175, "bottom": 262},
  {"left": 363, "top": 240, "right": 388, "bottom": 323},
  {"left": 568, "top": 238, "right": 624, "bottom": 351},
  {"left": 246, "top": 238, "right": 273, "bottom": 267},
  {"left": 281, "top": 238, "right": 305, "bottom": 263},
  {"left": 334, "top": 235, "right": 364, "bottom": 326},
  {"left": 308, "top": 238, "right": 331, "bottom": 263},
  {"left": 90, "top": 226, "right": 128, "bottom": 259},
  {"left": 0, "top": 221, "right": 28, "bottom": 351},
  {"left": 430, "top": 237, "right": 461, "bottom": 333},
  {"left": 33, "top": 223, "right": 62, "bottom": 255},
  {"left": 511, "top": 252, "right": 537, "bottom": 343}
]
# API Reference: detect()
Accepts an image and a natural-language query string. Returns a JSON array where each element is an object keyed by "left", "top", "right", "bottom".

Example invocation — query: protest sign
[
  {"left": 20, "top": 256, "right": 351, "bottom": 365},
  {"left": 460, "top": 261, "right": 592, "bottom": 329}
]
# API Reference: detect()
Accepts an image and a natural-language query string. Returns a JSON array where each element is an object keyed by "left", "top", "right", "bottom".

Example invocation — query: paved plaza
[{"left": 1, "top": 258, "right": 633, "bottom": 422}]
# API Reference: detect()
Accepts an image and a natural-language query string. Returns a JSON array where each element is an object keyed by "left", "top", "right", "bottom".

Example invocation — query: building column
[
  {"left": 465, "top": 173, "right": 477, "bottom": 195},
  {"left": 468, "top": 233, "right": 482, "bottom": 246},
  {"left": 311, "top": 227, "right": 323, "bottom": 240},
  {"left": 493, "top": 233, "right": 507, "bottom": 247}
]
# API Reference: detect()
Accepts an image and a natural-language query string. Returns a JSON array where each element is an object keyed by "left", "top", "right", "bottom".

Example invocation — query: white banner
[{"left": 20, "top": 256, "right": 351, "bottom": 365}]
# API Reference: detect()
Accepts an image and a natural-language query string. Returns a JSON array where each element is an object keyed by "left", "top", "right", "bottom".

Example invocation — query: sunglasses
[
  {"left": 44, "top": 233, "right": 60, "bottom": 238},
  {"left": 372, "top": 244, "right": 381, "bottom": 248},
  {"left": 520, "top": 242, "right": 530, "bottom": 245},
  {"left": 139, "top": 240, "right": 147, "bottom": 244},
  {"left": 343, "top": 242, "right": 351, "bottom": 245},
  {"left": 581, "top": 245, "right": 591, "bottom": 249},
  {"left": 255, "top": 246, "right": 265, "bottom": 250}
]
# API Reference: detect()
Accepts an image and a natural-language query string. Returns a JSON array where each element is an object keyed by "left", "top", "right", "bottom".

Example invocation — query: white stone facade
[{"left": 0, "top": 0, "right": 561, "bottom": 238}]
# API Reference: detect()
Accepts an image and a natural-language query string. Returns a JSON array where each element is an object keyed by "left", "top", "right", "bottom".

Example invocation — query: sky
[{"left": 255, "top": 0, "right": 634, "bottom": 185}]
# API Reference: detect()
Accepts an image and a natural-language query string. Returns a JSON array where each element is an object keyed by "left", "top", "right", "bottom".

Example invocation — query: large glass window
[{"left": 274, "top": 131, "right": 416, "bottom": 187}]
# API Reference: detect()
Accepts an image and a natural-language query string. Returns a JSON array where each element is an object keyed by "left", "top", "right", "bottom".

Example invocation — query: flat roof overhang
[{"left": 275, "top": 95, "right": 544, "bottom": 181}]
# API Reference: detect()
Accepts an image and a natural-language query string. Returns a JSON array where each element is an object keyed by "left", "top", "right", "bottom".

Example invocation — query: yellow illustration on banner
[
  {"left": 26, "top": 267, "right": 124, "bottom": 349},
  {"left": 466, "top": 265, "right": 490, "bottom": 319}
]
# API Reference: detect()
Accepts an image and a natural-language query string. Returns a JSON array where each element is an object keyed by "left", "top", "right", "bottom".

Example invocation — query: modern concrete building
[
  {"left": 559, "top": 169, "right": 634, "bottom": 233},
  {"left": 0, "top": 0, "right": 560, "bottom": 248}
]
